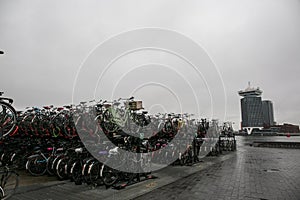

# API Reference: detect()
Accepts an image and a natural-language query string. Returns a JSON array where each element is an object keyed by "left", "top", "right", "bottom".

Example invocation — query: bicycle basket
[{"left": 126, "top": 101, "right": 143, "bottom": 110}]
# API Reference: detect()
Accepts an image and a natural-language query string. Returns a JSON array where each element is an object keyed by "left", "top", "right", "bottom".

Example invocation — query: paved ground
[
  {"left": 135, "top": 138, "right": 300, "bottom": 200},
  {"left": 9, "top": 136, "right": 300, "bottom": 200}
]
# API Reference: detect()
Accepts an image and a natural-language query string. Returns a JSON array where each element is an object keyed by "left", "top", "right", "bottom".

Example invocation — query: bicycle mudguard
[
  {"left": 100, "top": 164, "right": 105, "bottom": 177},
  {"left": 10, "top": 153, "right": 17, "bottom": 162},
  {"left": 9, "top": 126, "right": 19, "bottom": 137},
  {"left": 0, "top": 186, "right": 4, "bottom": 198},
  {"left": 81, "top": 158, "right": 95, "bottom": 175},
  {"left": 27, "top": 154, "right": 40, "bottom": 159},
  {"left": 87, "top": 160, "right": 100, "bottom": 174}
]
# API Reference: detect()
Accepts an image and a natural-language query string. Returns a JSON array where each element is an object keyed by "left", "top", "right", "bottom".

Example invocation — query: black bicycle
[
  {"left": 0, "top": 92, "right": 17, "bottom": 139},
  {"left": 0, "top": 166, "right": 19, "bottom": 200}
]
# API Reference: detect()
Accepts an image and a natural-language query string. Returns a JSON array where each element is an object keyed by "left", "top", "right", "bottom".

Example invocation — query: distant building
[
  {"left": 272, "top": 123, "right": 300, "bottom": 133},
  {"left": 238, "top": 82, "right": 276, "bottom": 134},
  {"left": 238, "top": 83, "right": 300, "bottom": 135},
  {"left": 262, "top": 100, "right": 275, "bottom": 127},
  {"left": 238, "top": 83, "right": 264, "bottom": 130}
]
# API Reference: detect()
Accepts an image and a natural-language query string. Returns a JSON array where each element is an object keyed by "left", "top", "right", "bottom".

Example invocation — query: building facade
[
  {"left": 240, "top": 95, "right": 263, "bottom": 128},
  {"left": 262, "top": 100, "right": 275, "bottom": 127},
  {"left": 238, "top": 83, "right": 275, "bottom": 131}
]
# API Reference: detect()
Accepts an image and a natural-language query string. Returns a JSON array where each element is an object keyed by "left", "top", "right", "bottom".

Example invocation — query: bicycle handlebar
[
  {"left": 0, "top": 97, "right": 13, "bottom": 104},
  {"left": 118, "top": 96, "right": 134, "bottom": 101}
]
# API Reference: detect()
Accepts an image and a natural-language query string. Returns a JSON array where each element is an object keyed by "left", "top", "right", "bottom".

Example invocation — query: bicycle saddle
[
  {"left": 103, "top": 103, "right": 111, "bottom": 108},
  {"left": 75, "top": 147, "right": 83, "bottom": 153},
  {"left": 64, "top": 105, "right": 72, "bottom": 109},
  {"left": 57, "top": 107, "right": 64, "bottom": 111},
  {"left": 47, "top": 147, "right": 53, "bottom": 151},
  {"left": 113, "top": 134, "right": 122, "bottom": 138},
  {"left": 96, "top": 103, "right": 103, "bottom": 107},
  {"left": 43, "top": 106, "right": 52, "bottom": 110},
  {"left": 113, "top": 102, "right": 121, "bottom": 106},
  {"left": 33, "top": 146, "right": 41, "bottom": 151}
]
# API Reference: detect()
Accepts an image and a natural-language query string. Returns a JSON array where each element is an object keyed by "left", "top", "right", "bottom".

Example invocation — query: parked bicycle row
[
  {"left": 1, "top": 124, "right": 234, "bottom": 186},
  {"left": 1, "top": 92, "right": 236, "bottom": 192}
]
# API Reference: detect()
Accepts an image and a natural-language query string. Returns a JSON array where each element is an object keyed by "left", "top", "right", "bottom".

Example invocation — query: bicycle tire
[
  {"left": 100, "top": 164, "right": 119, "bottom": 187},
  {"left": 125, "top": 172, "right": 135, "bottom": 183},
  {"left": 70, "top": 161, "right": 83, "bottom": 185},
  {"left": 56, "top": 158, "right": 68, "bottom": 180},
  {"left": 0, "top": 186, "right": 4, "bottom": 199},
  {"left": 81, "top": 158, "right": 95, "bottom": 185},
  {"left": 65, "top": 158, "right": 78, "bottom": 180},
  {"left": 0, "top": 101, "right": 17, "bottom": 139},
  {"left": 164, "top": 120, "right": 175, "bottom": 134},
  {"left": 102, "top": 110, "right": 119, "bottom": 133},
  {"left": 88, "top": 161, "right": 101, "bottom": 185},
  {"left": 26, "top": 156, "right": 47, "bottom": 176},
  {"left": 46, "top": 156, "right": 56, "bottom": 176},
  {"left": 1, "top": 170, "right": 19, "bottom": 200}
]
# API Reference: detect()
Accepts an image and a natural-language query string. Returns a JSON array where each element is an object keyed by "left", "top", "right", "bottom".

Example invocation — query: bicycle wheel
[
  {"left": 178, "top": 152, "right": 186, "bottom": 166},
  {"left": 0, "top": 101, "right": 17, "bottom": 139},
  {"left": 0, "top": 186, "right": 4, "bottom": 199},
  {"left": 26, "top": 156, "right": 47, "bottom": 176},
  {"left": 65, "top": 158, "right": 77, "bottom": 180},
  {"left": 100, "top": 165, "right": 119, "bottom": 187},
  {"left": 101, "top": 110, "right": 119, "bottom": 133},
  {"left": 81, "top": 158, "right": 95, "bottom": 185},
  {"left": 56, "top": 158, "right": 68, "bottom": 180},
  {"left": 46, "top": 155, "right": 56, "bottom": 176},
  {"left": 70, "top": 161, "right": 83, "bottom": 185},
  {"left": 164, "top": 120, "right": 174, "bottom": 134},
  {"left": 88, "top": 161, "right": 101, "bottom": 185},
  {"left": 51, "top": 155, "right": 63, "bottom": 175},
  {"left": 1, "top": 170, "right": 19, "bottom": 200}
]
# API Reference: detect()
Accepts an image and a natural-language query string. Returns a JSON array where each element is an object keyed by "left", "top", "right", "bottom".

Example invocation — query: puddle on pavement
[{"left": 263, "top": 169, "right": 280, "bottom": 172}]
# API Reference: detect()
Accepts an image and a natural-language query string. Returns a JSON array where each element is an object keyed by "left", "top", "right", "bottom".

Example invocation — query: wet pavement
[
  {"left": 135, "top": 137, "right": 300, "bottom": 200},
  {"left": 10, "top": 136, "right": 300, "bottom": 200}
]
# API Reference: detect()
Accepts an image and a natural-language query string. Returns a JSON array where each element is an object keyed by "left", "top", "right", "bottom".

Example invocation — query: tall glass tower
[
  {"left": 262, "top": 100, "right": 275, "bottom": 127},
  {"left": 238, "top": 82, "right": 263, "bottom": 129}
]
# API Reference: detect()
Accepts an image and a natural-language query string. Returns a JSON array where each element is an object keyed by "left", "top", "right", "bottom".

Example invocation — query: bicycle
[
  {"left": 100, "top": 150, "right": 135, "bottom": 187},
  {"left": 101, "top": 97, "right": 146, "bottom": 134},
  {"left": 26, "top": 145, "right": 55, "bottom": 176},
  {"left": 0, "top": 166, "right": 19, "bottom": 200},
  {"left": 99, "top": 135, "right": 153, "bottom": 187},
  {"left": 0, "top": 92, "right": 17, "bottom": 139}
]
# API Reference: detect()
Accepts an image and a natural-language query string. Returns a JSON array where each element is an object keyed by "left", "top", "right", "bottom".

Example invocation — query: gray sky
[{"left": 1, "top": 0, "right": 300, "bottom": 130}]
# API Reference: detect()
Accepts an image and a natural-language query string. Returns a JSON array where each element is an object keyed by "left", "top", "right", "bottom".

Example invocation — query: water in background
[{"left": 236, "top": 135, "right": 300, "bottom": 147}]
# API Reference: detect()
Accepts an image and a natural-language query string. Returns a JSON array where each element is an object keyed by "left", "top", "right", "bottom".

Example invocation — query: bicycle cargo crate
[{"left": 126, "top": 101, "right": 143, "bottom": 110}]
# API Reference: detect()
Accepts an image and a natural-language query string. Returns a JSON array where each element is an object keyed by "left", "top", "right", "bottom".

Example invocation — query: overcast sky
[{"left": 1, "top": 0, "right": 300, "bottom": 130}]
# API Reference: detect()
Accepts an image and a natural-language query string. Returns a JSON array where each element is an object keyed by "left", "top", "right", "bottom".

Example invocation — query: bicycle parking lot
[
  {"left": 10, "top": 150, "right": 236, "bottom": 200},
  {"left": 1, "top": 93, "right": 237, "bottom": 199},
  {"left": 8, "top": 137, "right": 300, "bottom": 200}
]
